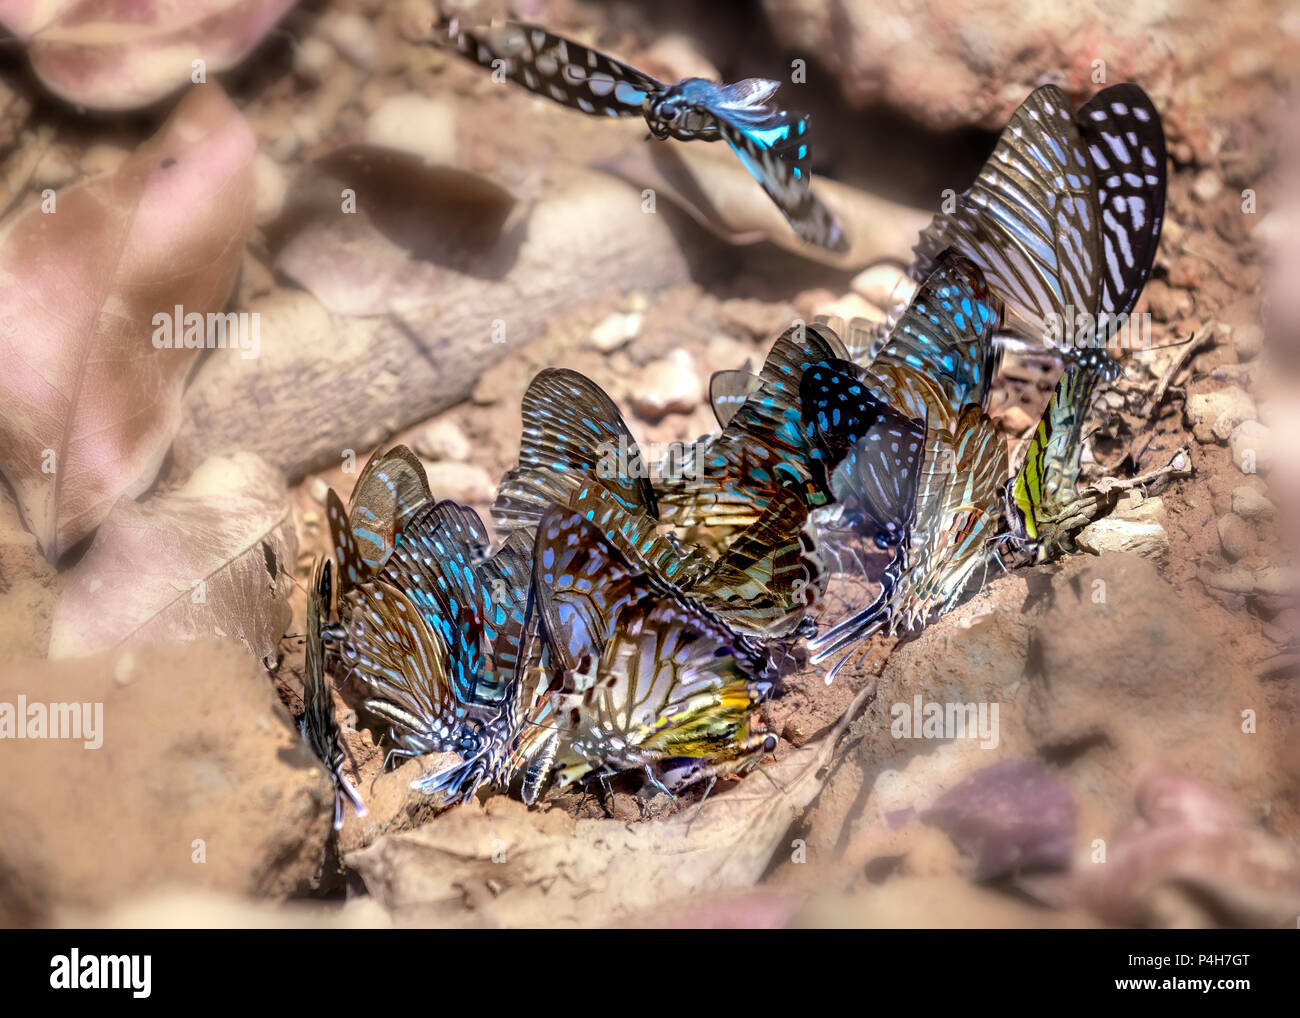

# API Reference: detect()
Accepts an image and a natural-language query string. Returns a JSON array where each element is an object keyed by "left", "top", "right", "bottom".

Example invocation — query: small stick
[{"left": 1142, "top": 325, "right": 1215, "bottom": 424}]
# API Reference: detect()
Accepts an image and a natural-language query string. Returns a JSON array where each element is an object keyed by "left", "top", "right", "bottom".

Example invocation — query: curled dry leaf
[
  {"left": 346, "top": 686, "right": 873, "bottom": 927},
  {"left": 49, "top": 453, "right": 296, "bottom": 663},
  {"left": 0, "top": 84, "right": 255, "bottom": 561},
  {"left": 271, "top": 145, "right": 526, "bottom": 317},
  {"left": 597, "top": 141, "right": 931, "bottom": 269},
  {"left": 0, "top": 0, "right": 297, "bottom": 110}
]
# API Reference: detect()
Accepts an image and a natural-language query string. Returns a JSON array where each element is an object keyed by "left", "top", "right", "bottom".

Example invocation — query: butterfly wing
[
  {"left": 1007, "top": 364, "right": 1100, "bottom": 543},
  {"left": 1076, "top": 84, "right": 1166, "bottom": 320},
  {"left": 709, "top": 368, "right": 761, "bottom": 428},
  {"left": 494, "top": 368, "right": 658, "bottom": 530},
  {"left": 439, "top": 18, "right": 664, "bottom": 117},
  {"left": 911, "top": 86, "right": 1103, "bottom": 347},
  {"left": 874, "top": 252, "right": 1004, "bottom": 420},
  {"left": 328, "top": 445, "right": 432, "bottom": 597},
  {"left": 688, "top": 485, "right": 826, "bottom": 637},
  {"left": 301, "top": 557, "right": 367, "bottom": 830}
]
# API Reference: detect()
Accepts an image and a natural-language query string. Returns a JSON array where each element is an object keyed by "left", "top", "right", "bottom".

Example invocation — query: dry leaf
[
  {"left": 271, "top": 145, "right": 526, "bottom": 317},
  {"left": 597, "top": 141, "right": 931, "bottom": 269},
  {"left": 0, "top": 0, "right": 297, "bottom": 110},
  {"left": 49, "top": 453, "right": 296, "bottom": 662},
  {"left": 346, "top": 686, "right": 873, "bottom": 927},
  {"left": 0, "top": 84, "right": 255, "bottom": 560}
]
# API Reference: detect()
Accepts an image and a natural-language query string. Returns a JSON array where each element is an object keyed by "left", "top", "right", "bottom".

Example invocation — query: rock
[
  {"left": 589, "top": 310, "right": 643, "bottom": 352},
  {"left": 1075, "top": 518, "right": 1170, "bottom": 562},
  {"left": 1185, "top": 388, "right": 1256, "bottom": 444},
  {"left": 1192, "top": 168, "right": 1224, "bottom": 202},
  {"left": 850, "top": 263, "right": 915, "bottom": 309},
  {"left": 320, "top": 12, "right": 378, "bottom": 70},
  {"left": 639, "top": 35, "right": 720, "bottom": 82},
  {"left": 309, "top": 478, "right": 330, "bottom": 505},
  {"left": 761, "top": 0, "right": 1190, "bottom": 132},
  {"left": 1216, "top": 512, "right": 1254, "bottom": 561},
  {"left": 1233, "top": 323, "right": 1264, "bottom": 361},
  {"left": 0, "top": 641, "right": 331, "bottom": 924},
  {"left": 997, "top": 405, "right": 1035, "bottom": 435},
  {"left": 1229, "top": 420, "right": 1271, "bottom": 474},
  {"left": 1087, "top": 768, "right": 1300, "bottom": 928},
  {"left": 293, "top": 36, "right": 336, "bottom": 82},
  {"left": 629, "top": 349, "right": 702, "bottom": 421},
  {"left": 922, "top": 759, "right": 1076, "bottom": 880},
  {"left": 253, "top": 152, "right": 288, "bottom": 225},
  {"left": 1231, "top": 485, "right": 1274, "bottom": 520},
  {"left": 718, "top": 298, "right": 794, "bottom": 341},
  {"left": 422, "top": 460, "right": 496, "bottom": 504},
  {"left": 412, "top": 418, "right": 471, "bottom": 462},
  {"left": 1111, "top": 491, "right": 1168, "bottom": 527},
  {"left": 363, "top": 93, "right": 457, "bottom": 165},
  {"left": 79, "top": 143, "right": 129, "bottom": 177}
]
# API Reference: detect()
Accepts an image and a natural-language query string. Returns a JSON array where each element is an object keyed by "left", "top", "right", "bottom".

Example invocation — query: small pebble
[
  {"left": 1231, "top": 485, "right": 1274, "bottom": 520},
  {"left": 589, "top": 311, "right": 643, "bottom": 352},
  {"left": 309, "top": 478, "right": 330, "bottom": 504},
  {"left": 1232, "top": 323, "right": 1264, "bottom": 361},
  {"left": 414, "top": 418, "right": 472, "bottom": 462},
  {"left": 1229, "top": 420, "right": 1271, "bottom": 475},
  {"left": 629, "top": 349, "right": 702, "bottom": 422},
  {"left": 1216, "top": 513, "right": 1253, "bottom": 562}
]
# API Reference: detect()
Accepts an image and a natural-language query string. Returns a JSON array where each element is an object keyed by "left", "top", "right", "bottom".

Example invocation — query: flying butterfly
[
  {"left": 435, "top": 17, "right": 847, "bottom": 251},
  {"left": 910, "top": 83, "right": 1166, "bottom": 369},
  {"left": 526, "top": 506, "right": 777, "bottom": 802},
  {"left": 300, "top": 556, "right": 367, "bottom": 830}
]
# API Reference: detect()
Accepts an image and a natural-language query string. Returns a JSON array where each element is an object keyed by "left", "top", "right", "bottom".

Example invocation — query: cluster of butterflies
[{"left": 297, "top": 18, "right": 1167, "bottom": 826}]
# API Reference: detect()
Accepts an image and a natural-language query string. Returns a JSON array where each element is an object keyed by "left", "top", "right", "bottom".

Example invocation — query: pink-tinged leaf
[
  {"left": 0, "top": 83, "right": 255, "bottom": 560},
  {"left": 0, "top": 0, "right": 297, "bottom": 110},
  {"left": 50, "top": 453, "right": 296, "bottom": 662}
]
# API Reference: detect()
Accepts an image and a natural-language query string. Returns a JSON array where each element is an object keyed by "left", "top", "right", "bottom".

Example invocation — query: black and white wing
[
  {"left": 439, "top": 18, "right": 664, "bottom": 117},
  {"left": 1076, "top": 84, "right": 1167, "bottom": 319}
]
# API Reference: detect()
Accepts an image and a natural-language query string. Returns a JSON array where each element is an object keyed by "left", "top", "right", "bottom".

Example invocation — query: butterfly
[
  {"left": 525, "top": 506, "right": 778, "bottom": 801},
  {"left": 338, "top": 500, "right": 533, "bottom": 804},
  {"left": 436, "top": 17, "right": 847, "bottom": 251},
  {"left": 813, "top": 253, "right": 1000, "bottom": 582},
  {"left": 326, "top": 445, "right": 432, "bottom": 598},
  {"left": 1003, "top": 359, "right": 1111, "bottom": 560},
  {"left": 910, "top": 83, "right": 1165, "bottom": 368},
  {"left": 811, "top": 405, "right": 1009, "bottom": 681},
  {"left": 659, "top": 323, "right": 880, "bottom": 530},
  {"left": 493, "top": 367, "right": 715, "bottom": 586},
  {"left": 300, "top": 556, "right": 367, "bottom": 830}
]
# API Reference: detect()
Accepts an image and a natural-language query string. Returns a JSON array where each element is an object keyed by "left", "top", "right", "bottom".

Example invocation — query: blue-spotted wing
[
  {"left": 494, "top": 367, "right": 657, "bottom": 530},
  {"left": 339, "top": 499, "right": 532, "bottom": 803}
]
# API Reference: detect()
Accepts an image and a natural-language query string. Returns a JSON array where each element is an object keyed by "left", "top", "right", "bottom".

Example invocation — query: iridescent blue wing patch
[
  {"left": 494, "top": 368, "right": 658, "bottom": 530},
  {"left": 874, "top": 252, "right": 1004, "bottom": 418}
]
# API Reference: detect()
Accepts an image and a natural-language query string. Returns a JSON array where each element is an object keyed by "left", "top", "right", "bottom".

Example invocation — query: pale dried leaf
[
  {"left": 49, "top": 453, "right": 296, "bottom": 662},
  {"left": 0, "top": 84, "right": 255, "bottom": 559},
  {"left": 597, "top": 141, "right": 931, "bottom": 269}
]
